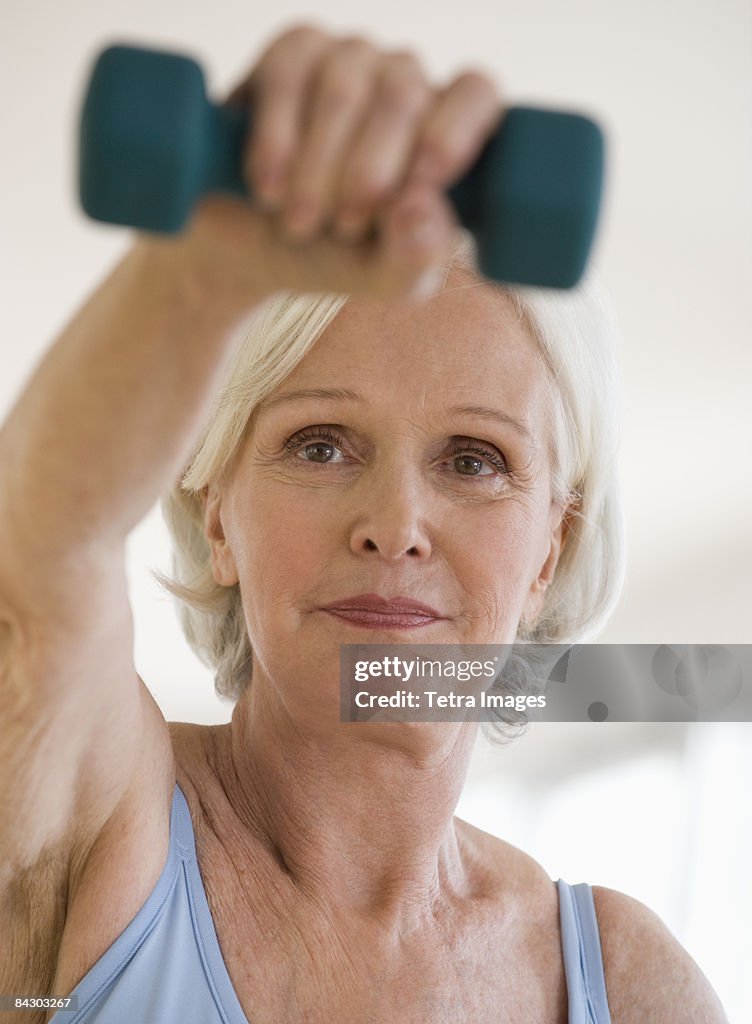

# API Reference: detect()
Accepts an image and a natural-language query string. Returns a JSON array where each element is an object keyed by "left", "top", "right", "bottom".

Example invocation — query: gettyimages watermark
[{"left": 339, "top": 644, "right": 752, "bottom": 723}]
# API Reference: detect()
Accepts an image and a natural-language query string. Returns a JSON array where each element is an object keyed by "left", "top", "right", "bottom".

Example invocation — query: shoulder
[
  {"left": 591, "top": 885, "right": 729, "bottom": 1023},
  {"left": 454, "top": 817, "right": 561, "bottom": 922}
]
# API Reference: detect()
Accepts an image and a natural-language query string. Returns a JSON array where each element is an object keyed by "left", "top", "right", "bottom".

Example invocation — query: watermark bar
[
  {"left": 339, "top": 644, "right": 752, "bottom": 723},
  {"left": 0, "top": 995, "right": 79, "bottom": 1011}
]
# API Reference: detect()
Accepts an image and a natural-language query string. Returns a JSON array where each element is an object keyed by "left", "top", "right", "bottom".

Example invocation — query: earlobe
[{"left": 203, "top": 484, "right": 240, "bottom": 587}]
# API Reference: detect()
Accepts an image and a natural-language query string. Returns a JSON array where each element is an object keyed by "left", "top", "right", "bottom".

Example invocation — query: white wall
[{"left": 1, "top": 1, "right": 750, "bottom": 1019}]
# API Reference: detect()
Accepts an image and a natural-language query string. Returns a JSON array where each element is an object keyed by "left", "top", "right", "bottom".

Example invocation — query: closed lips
[{"left": 320, "top": 594, "right": 443, "bottom": 617}]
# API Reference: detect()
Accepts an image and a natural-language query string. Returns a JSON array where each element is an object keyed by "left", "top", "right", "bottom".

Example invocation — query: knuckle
[
  {"left": 254, "top": 59, "right": 301, "bottom": 100},
  {"left": 450, "top": 68, "right": 501, "bottom": 104},
  {"left": 382, "top": 80, "right": 431, "bottom": 119},
  {"left": 252, "top": 135, "right": 292, "bottom": 174},
  {"left": 250, "top": 125, "right": 296, "bottom": 179},
  {"left": 252, "top": 103, "right": 296, "bottom": 150},
  {"left": 257, "top": 23, "right": 328, "bottom": 80},
  {"left": 333, "top": 34, "right": 375, "bottom": 59},
  {"left": 382, "top": 49, "right": 426, "bottom": 80},
  {"left": 342, "top": 165, "right": 392, "bottom": 209},
  {"left": 378, "top": 57, "right": 431, "bottom": 115},
  {"left": 254, "top": 71, "right": 297, "bottom": 107},
  {"left": 276, "top": 22, "right": 328, "bottom": 50},
  {"left": 417, "top": 132, "right": 456, "bottom": 176},
  {"left": 318, "top": 65, "right": 361, "bottom": 109},
  {"left": 315, "top": 38, "right": 376, "bottom": 109}
]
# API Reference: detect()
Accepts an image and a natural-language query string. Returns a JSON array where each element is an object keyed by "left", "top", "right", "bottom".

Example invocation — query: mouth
[
  {"left": 319, "top": 608, "right": 442, "bottom": 630},
  {"left": 318, "top": 593, "right": 445, "bottom": 630}
]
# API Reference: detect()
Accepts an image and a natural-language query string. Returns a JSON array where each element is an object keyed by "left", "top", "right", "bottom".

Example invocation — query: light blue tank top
[{"left": 49, "top": 783, "right": 612, "bottom": 1023}]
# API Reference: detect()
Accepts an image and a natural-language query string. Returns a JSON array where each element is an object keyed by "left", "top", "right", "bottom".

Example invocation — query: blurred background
[{"left": 1, "top": 0, "right": 750, "bottom": 1019}]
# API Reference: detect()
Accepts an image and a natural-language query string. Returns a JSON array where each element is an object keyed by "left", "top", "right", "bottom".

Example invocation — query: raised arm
[
  {"left": 0, "top": 238, "right": 261, "bottom": 594},
  {"left": 0, "top": 20, "right": 498, "bottom": 877}
]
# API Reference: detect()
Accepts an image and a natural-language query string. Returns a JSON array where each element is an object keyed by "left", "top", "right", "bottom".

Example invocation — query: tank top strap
[
  {"left": 172, "top": 783, "right": 251, "bottom": 1023},
  {"left": 557, "top": 879, "right": 612, "bottom": 1024}
]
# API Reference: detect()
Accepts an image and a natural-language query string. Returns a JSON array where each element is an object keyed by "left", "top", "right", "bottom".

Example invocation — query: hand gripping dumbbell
[{"left": 78, "top": 44, "right": 605, "bottom": 288}]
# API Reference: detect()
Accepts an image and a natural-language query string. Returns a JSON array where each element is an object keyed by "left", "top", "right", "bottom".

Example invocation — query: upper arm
[
  {"left": 0, "top": 536, "right": 174, "bottom": 882},
  {"left": 592, "top": 885, "right": 729, "bottom": 1024},
  {"left": 0, "top": 476, "right": 176, "bottom": 1003}
]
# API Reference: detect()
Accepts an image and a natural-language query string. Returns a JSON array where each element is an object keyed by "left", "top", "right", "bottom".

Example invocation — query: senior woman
[{"left": 0, "top": 22, "right": 726, "bottom": 1024}]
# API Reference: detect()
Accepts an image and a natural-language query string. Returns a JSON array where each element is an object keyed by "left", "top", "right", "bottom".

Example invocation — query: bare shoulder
[
  {"left": 453, "top": 816, "right": 560, "bottom": 926},
  {"left": 452, "top": 822, "right": 729, "bottom": 1023},
  {"left": 592, "top": 886, "right": 729, "bottom": 1023}
]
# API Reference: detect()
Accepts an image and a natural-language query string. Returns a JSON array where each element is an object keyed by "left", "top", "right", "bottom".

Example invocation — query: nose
[{"left": 348, "top": 460, "right": 432, "bottom": 561}]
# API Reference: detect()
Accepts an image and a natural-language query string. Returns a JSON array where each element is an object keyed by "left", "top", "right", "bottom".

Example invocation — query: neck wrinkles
[{"left": 215, "top": 679, "right": 480, "bottom": 934}]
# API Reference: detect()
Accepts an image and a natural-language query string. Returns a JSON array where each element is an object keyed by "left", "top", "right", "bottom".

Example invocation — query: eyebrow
[{"left": 257, "top": 387, "right": 537, "bottom": 449}]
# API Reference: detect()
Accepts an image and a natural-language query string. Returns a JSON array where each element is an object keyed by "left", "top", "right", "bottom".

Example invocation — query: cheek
[
  {"left": 230, "top": 484, "right": 332, "bottom": 583},
  {"left": 454, "top": 505, "right": 547, "bottom": 636},
  {"left": 463, "top": 505, "right": 540, "bottom": 579}
]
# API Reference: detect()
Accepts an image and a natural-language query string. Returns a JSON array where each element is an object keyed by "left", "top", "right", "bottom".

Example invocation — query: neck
[{"left": 215, "top": 680, "right": 480, "bottom": 933}]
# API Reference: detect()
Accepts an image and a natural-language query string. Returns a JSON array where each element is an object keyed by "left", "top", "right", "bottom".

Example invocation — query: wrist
[{"left": 128, "top": 227, "right": 271, "bottom": 325}]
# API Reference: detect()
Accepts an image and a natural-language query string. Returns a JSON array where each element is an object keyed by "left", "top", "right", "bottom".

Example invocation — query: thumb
[{"left": 375, "top": 184, "right": 460, "bottom": 300}]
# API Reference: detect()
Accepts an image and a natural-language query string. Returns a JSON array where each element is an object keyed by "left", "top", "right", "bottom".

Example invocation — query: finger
[
  {"left": 238, "top": 25, "right": 332, "bottom": 209},
  {"left": 282, "top": 37, "right": 380, "bottom": 239},
  {"left": 373, "top": 182, "right": 460, "bottom": 299},
  {"left": 409, "top": 69, "right": 503, "bottom": 187},
  {"left": 332, "top": 51, "right": 432, "bottom": 241}
]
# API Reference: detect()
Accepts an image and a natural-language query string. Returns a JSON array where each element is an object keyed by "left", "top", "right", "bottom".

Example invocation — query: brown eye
[
  {"left": 285, "top": 427, "right": 348, "bottom": 463},
  {"left": 447, "top": 439, "right": 509, "bottom": 478},
  {"left": 302, "top": 441, "right": 338, "bottom": 463},
  {"left": 454, "top": 453, "right": 490, "bottom": 476}
]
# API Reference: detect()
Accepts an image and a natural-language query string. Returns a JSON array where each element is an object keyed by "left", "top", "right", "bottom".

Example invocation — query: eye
[
  {"left": 285, "top": 426, "right": 348, "bottom": 463},
  {"left": 444, "top": 438, "right": 509, "bottom": 478}
]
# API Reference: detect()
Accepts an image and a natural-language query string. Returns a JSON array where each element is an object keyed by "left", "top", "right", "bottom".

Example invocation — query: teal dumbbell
[{"left": 79, "top": 44, "right": 605, "bottom": 288}]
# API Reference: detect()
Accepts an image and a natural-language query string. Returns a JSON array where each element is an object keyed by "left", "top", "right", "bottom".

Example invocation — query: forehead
[{"left": 262, "top": 268, "right": 548, "bottom": 430}]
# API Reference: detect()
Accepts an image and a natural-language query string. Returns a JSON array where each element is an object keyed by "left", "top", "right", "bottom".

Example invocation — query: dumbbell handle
[
  {"left": 202, "top": 102, "right": 249, "bottom": 196},
  {"left": 79, "top": 45, "right": 605, "bottom": 287},
  {"left": 187, "top": 102, "right": 590, "bottom": 242}
]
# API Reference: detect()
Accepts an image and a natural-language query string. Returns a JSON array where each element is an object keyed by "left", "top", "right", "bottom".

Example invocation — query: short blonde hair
[{"left": 156, "top": 233, "right": 626, "bottom": 706}]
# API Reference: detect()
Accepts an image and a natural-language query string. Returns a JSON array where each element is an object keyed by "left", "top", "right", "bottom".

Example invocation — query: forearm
[{"left": 0, "top": 237, "right": 263, "bottom": 561}]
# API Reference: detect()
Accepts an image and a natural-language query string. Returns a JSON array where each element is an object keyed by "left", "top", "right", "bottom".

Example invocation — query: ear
[
  {"left": 202, "top": 483, "right": 240, "bottom": 587},
  {"left": 520, "top": 503, "right": 573, "bottom": 631}
]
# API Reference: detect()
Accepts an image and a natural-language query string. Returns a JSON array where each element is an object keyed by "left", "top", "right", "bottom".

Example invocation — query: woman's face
[{"left": 205, "top": 269, "right": 568, "bottom": 713}]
